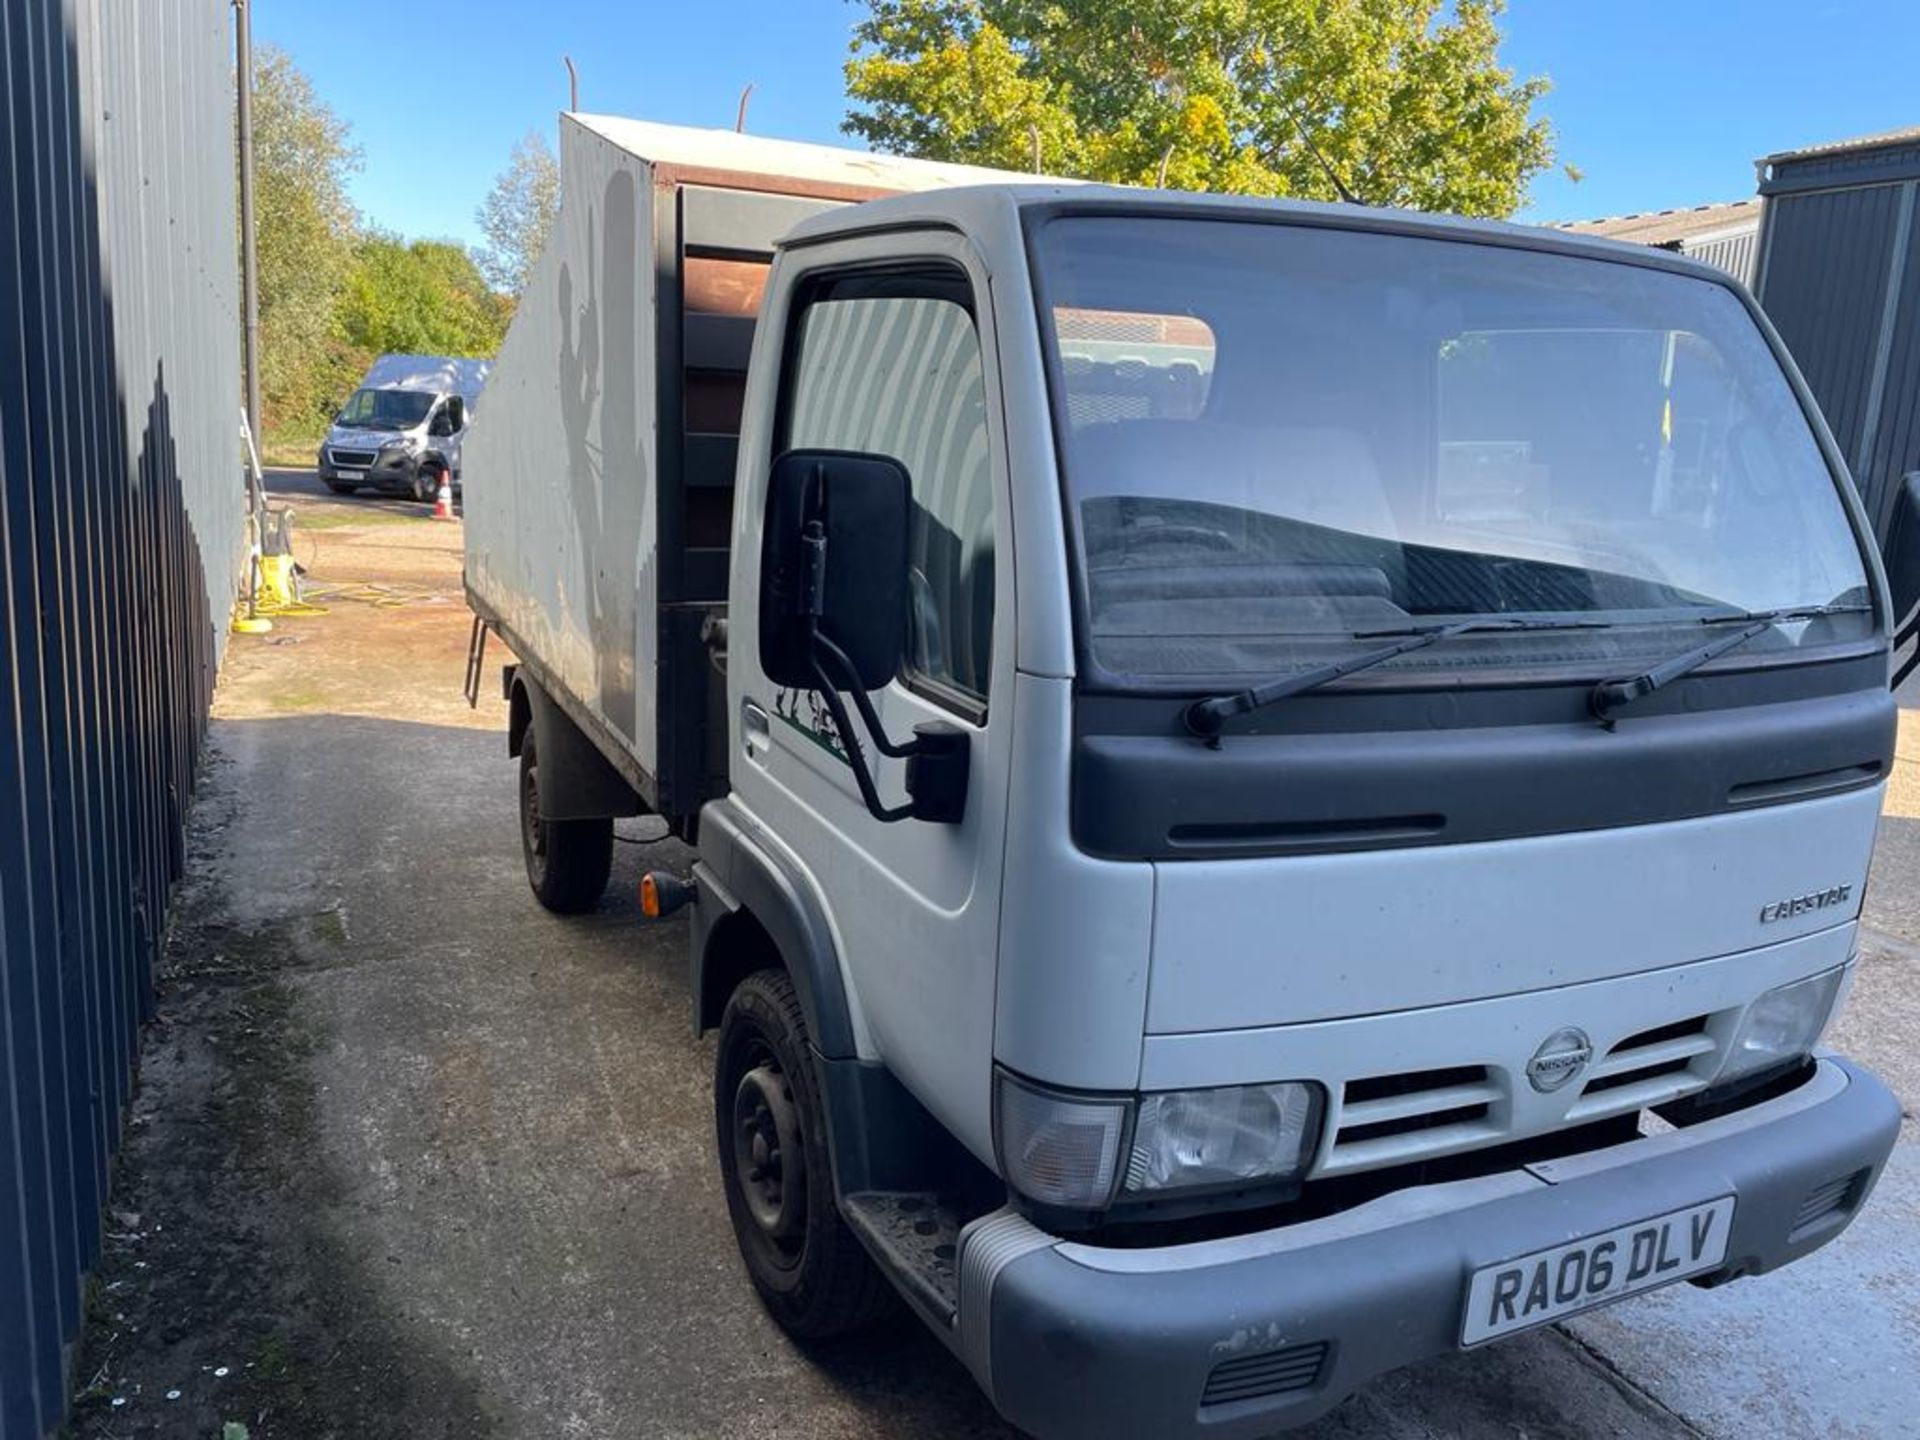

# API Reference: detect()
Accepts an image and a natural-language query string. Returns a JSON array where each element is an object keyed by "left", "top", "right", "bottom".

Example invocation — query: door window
[{"left": 782, "top": 271, "right": 995, "bottom": 709}]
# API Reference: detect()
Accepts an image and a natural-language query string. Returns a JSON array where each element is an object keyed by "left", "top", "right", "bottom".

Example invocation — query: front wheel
[
  {"left": 517, "top": 731, "right": 613, "bottom": 912},
  {"left": 716, "top": 969, "right": 892, "bottom": 1338}
]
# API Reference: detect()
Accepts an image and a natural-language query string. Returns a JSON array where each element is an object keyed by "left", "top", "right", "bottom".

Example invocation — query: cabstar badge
[{"left": 1759, "top": 885, "right": 1852, "bottom": 924}]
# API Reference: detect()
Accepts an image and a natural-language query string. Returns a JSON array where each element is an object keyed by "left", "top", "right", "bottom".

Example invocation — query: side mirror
[
  {"left": 757, "top": 449, "right": 968, "bottom": 824},
  {"left": 760, "top": 450, "right": 909, "bottom": 690},
  {"left": 1888, "top": 471, "right": 1920, "bottom": 686},
  {"left": 446, "top": 397, "right": 466, "bottom": 431}
]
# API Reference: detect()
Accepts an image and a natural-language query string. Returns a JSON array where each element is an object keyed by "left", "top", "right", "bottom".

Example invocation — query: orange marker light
[{"left": 639, "top": 869, "right": 694, "bottom": 921}]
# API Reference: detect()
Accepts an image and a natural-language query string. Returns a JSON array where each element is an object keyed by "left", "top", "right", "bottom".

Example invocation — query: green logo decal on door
[{"left": 773, "top": 687, "right": 857, "bottom": 768}]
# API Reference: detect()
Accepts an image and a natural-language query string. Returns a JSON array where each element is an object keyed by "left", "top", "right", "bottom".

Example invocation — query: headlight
[
  {"left": 1718, "top": 966, "right": 1846, "bottom": 1084},
  {"left": 994, "top": 1073, "right": 1128, "bottom": 1209},
  {"left": 1125, "top": 1082, "right": 1320, "bottom": 1195},
  {"left": 993, "top": 1071, "right": 1325, "bottom": 1211}
]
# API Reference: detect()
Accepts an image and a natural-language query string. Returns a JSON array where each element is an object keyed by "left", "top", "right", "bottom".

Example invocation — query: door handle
[{"left": 741, "top": 699, "right": 771, "bottom": 758}]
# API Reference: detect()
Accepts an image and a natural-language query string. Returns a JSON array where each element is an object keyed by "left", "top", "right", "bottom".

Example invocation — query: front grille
[
  {"left": 1201, "top": 1341, "right": 1329, "bottom": 1408},
  {"left": 1325, "top": 1065, "right": 1504, "bottom": 1172},
  {"left": 1566, "top": 1014, "right": 1720, "bottom": 1123},
  {"left": 1791, "top": 1168, "right": 1867, "bottom": 1238},
  {"left": 327, "top": 446, "right": 378, "bottom": 467},
  {"left": 1311, "top": 1003, "right": 1755, "bottom": 1181}
]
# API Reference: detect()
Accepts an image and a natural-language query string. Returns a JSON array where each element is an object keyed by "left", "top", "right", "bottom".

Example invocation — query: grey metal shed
[
  {"left": 1553, "top": 199, "right": 1763, "bottom": 286},
  {"left": 1755, "top": 127, "right": 1920, "bottom": 545}
]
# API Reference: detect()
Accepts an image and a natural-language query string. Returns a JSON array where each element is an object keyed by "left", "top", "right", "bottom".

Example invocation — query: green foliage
[
  {"left": 475, "top": 131, "right": 560, "bottom": 296},
  {"left": 253, "top": 44, "right": 361, "bottom": 439},
  {"left": 252, "top": 50, "right": 515, "bottom": 443},
  {"left": 844, "top": 0, "right": 1556, "bottom": 216},
  {"left": 336, "top": 234, "right": 511, "bottom": 360}
]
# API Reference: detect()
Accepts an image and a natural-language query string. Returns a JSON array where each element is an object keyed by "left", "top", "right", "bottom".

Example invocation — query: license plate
[
  {"left": 335, "top": 468, "right": 365, "bottom": 480},
  {"left": 1462, "top": 1196, "right": 1734, "bottom": 1345}
]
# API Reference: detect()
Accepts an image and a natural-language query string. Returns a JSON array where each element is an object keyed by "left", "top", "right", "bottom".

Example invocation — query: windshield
[
  {"left": 337, "top": 388, "right": 436, "bottom": 431},
  {"left": 1033, "top": 217, "right": 1874, "bottom": 687}
]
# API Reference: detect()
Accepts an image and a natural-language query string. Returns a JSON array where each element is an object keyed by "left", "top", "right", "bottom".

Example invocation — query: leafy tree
[
  {"left": 336, "top": 234, "right": 512, "bottom": 359},
  {"left": 475, "top": 131, "right": 561, "bottom": 296},
  {"left": 250, "top": 49, "right": 520, "bottom": 442},
  {"left": 252, "top": 44, "right": 362, "bottom": 436},
  {"left": 844, "top": 0, "right": 1555, "bottom": 216}
]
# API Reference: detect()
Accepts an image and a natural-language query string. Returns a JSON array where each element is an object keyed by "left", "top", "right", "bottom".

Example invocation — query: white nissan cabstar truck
[{"left": 464, "top": 116, "right": 1920, "bottom": 1439}]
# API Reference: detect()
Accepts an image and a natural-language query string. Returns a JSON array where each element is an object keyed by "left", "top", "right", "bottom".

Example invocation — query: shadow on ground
[{"left": 68, "top": 709, "right": 1715, "bottom": 1440}]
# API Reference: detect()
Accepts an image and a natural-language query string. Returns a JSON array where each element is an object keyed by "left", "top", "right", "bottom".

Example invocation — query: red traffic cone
[{"left": 432, "top": 467, "right": 455, "bottom": 521}]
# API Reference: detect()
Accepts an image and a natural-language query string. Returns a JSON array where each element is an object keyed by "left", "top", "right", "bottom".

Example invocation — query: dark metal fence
[
  {"left": 1757, "top": 131, "right": 1920, "bottom": 544},
  {"left": 1, "top": 3, "right": 244, "bottom": 1435}
]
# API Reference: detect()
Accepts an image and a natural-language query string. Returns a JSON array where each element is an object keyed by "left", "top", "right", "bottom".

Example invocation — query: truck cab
[
  {"left": 464, "top": 121, "right": 1920, "bottom": 1440},
  {"left": 698, "top": 186, "right": 1913, "bottom": 1436}
]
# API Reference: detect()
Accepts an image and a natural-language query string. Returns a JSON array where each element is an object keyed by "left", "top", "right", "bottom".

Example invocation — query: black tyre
[
  {"left": 412, "top": 466, "right": 439, "bottom": 504},
  {"left": 323, "top": 480, "right": 357, "bottom": 495},
  {"left": 517, "top": 731, "right": 613, "bottom": 913},
  {"left": 716, "top": 969, "right": 892, "bottom": 1338}
]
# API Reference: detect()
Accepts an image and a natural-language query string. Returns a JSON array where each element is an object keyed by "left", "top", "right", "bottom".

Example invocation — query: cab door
[
  {"left": 729, "top": 232, "right": 1014, "bottom": 1161},
  {"left": 431, "top": 396, "right": 467, "bottom": 478}
]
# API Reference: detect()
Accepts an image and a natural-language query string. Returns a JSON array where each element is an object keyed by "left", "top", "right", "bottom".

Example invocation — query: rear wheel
[
  {"left": 716, "top": 969, "right": 892, "bottom": 1338},
  {"left": 517, "top": 731, "right": 613, "bottom": 912}
]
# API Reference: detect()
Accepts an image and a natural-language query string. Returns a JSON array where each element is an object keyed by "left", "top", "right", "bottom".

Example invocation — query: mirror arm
[
  {"left": 813, "top": 631, "right": 918, "bottom": 759},
  {"left": 808, "top": 634, "right": 970, "bottom": 825},
  {"left": 806, "top": 644, "right": 914, "bottom": 824},
  {"left": 790, "top": 507, "right": 914, "bottom": 822}
]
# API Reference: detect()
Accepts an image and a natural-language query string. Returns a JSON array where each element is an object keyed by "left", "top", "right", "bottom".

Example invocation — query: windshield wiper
[
  {"left": 1183, "top": 617, "right": 1610, "bottom": 741},
  {"left": 1588, "top": 603, "right": 1872, "bottom": 728}
]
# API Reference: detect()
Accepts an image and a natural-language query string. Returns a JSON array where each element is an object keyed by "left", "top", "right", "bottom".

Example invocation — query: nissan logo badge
[{"left": 1527, "top": 1027, "right": 1594, "bottom": 1094}]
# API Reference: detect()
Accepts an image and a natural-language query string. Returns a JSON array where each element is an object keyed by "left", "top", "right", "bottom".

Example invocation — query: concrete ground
[{"left": 68, "top": 472, "right": 1920, "bottom": 1439}]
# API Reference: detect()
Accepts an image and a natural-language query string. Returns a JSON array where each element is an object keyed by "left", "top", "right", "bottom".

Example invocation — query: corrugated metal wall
[
  {"left": 1757, "top": 139, "right": 1920, "bottom": 542},
  {"left": 1, "top": 3, "right": 244, "bottom": 1436},
  {"left": 1679, "top": 223, "right": 1760, "bottom": 288}
]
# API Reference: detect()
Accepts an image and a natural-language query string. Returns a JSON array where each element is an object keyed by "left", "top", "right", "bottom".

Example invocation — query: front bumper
[
  {"left": 956, "top": 1056, "right": 1898, "bottom": 1440},
  {"left": 317, "top": 445, "right": 420, "bottom": 490}
]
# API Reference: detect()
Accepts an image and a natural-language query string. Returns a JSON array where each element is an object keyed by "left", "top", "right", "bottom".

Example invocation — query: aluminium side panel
[{"left": 464, "top": 117, "right": 661, "bottom": 779}]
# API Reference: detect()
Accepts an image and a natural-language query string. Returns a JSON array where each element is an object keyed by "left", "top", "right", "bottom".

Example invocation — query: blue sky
[{"left": 256, "top": 0, "right": 1920, "bottom": 249}]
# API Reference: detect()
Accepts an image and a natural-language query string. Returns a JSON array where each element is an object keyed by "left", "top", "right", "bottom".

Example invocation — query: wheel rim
[
  {"left": 521, "top": 756, "right": 548, "bottom": 883},
  {"left": 731, "top": 1056, "right": 807, "bottom": 1265}
]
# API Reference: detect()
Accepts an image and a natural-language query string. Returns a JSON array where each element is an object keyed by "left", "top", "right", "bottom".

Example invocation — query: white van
[{"left": 317, "top": 353, "right": 491, "bottom": 500}]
